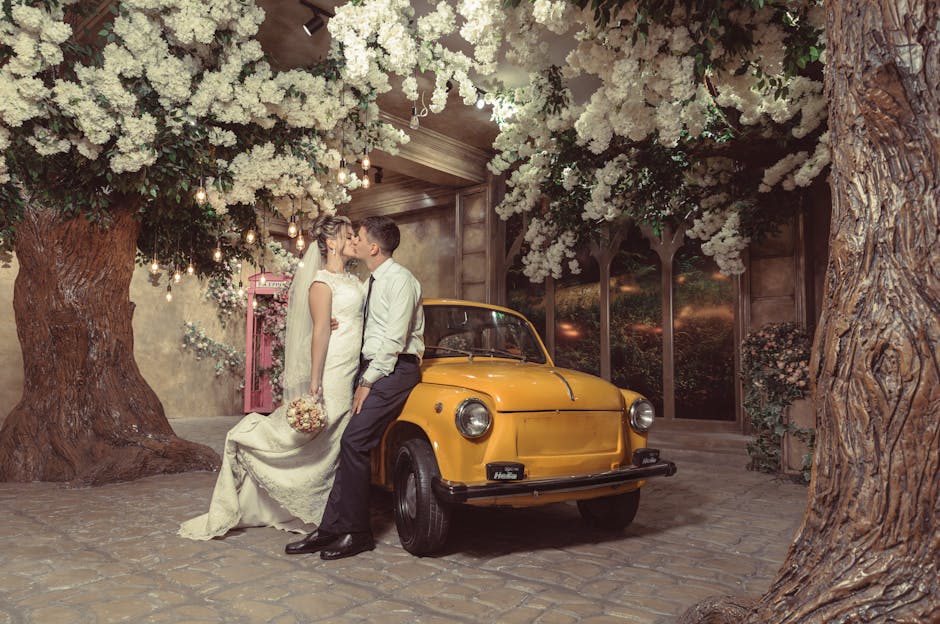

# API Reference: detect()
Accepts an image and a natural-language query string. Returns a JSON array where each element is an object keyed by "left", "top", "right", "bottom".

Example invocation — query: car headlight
[
  {"left": 455, "top": 398, "right": 492, "bottom": 439},
  {"left": 629, "top": 398, "right": 655, "bottom": 432}
]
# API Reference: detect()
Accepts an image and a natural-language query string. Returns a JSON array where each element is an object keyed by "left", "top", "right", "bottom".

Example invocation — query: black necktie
[{"left": 361, "top": 275, "right": 374, "bottom": 349}]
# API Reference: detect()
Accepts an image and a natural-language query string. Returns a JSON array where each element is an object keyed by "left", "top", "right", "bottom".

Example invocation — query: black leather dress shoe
[
  {"left": 319, "top": 532, "right": 375, "bottom": 560},
  {"left": 285, "top": 529, "right": 339, "bottom": 555}
]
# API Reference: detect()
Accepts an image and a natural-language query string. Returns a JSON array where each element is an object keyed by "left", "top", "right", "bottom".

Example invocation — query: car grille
[{"left": 515, "top": 411, "right": 621, "bottom": 457}]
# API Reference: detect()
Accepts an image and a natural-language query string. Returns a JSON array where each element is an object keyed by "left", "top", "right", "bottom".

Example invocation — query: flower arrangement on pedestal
[{"left": 741, "top": 322, "right": 814, "bottom": 480}]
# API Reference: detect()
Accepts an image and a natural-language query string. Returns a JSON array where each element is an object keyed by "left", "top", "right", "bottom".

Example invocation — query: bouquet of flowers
[{"left": 285, "top": 394, "right": 327, "bottom": 435}]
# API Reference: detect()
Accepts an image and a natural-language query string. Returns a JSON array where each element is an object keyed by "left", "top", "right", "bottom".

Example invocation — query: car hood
[{"left": 420, "top": 360, "right": 624, "bottom": 412}]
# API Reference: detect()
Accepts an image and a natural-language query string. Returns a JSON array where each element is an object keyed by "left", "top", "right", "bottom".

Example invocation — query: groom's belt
[{"left": 361, "top": 353, "right": 420, "bottom": 369}]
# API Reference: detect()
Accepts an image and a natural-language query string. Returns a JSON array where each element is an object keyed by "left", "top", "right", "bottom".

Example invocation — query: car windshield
[{"left": 423, "top": 305, "right": 547, "bottom": 364}]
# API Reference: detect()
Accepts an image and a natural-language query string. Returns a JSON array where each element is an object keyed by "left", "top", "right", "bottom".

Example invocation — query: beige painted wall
[
  {"left": 393, "top": 205, "right": 457, "bottom": 299},
  {"left": 0, "top": 257, "right": 24, "bottom": 418},
  {"left": 0, "top": 257, "right": 244, "bottom": 425}
]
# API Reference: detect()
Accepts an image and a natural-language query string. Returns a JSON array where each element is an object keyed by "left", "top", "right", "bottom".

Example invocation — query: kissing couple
[{"left": 180, "top": 214, "right": 425, "bottom": 561}]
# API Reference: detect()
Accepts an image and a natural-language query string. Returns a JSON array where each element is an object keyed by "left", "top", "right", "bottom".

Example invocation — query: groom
[{"left": 286, "top": 215, "right": 424, "bottom": 560}]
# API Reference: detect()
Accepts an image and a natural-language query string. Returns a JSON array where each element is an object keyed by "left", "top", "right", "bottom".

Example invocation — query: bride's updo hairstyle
[{"left": 311, "top": 214, "right": 352, "bottom": 259}]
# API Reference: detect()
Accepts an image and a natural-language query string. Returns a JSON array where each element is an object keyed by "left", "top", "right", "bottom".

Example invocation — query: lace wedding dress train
[{"left": 179, "top": 270, "right": 364, "bottom": 540}]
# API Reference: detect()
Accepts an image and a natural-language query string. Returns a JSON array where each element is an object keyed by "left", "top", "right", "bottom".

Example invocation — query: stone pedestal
[{"left": 782, "top": 397, "right": 815, "bottom": 475}]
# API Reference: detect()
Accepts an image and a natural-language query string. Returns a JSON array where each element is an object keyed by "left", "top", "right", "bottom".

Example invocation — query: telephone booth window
[{"left": 243, "top": 272, "right": 290, "bottom": 413}]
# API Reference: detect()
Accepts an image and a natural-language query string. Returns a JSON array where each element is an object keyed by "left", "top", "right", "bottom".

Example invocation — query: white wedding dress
[{"left": 179, "top": 270, "right": 364, "bottom": 540}]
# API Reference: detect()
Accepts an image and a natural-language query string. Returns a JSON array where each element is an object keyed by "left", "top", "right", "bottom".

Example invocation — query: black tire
[
  {"left": 394, "top": 438, "right": 451, "bottom": 556},
  {"left": 577, "top": 489, "right": 641, "bottom": 530}
]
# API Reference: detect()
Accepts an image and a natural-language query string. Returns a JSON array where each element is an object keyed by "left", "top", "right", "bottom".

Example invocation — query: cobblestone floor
[{"left": 0, "top": 416, "right": 807, "bottom": 624}]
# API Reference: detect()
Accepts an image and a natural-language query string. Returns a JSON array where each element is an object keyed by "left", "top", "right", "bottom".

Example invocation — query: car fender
[{"left": 376, "top": 383, "right": 495, "bottom": 488}]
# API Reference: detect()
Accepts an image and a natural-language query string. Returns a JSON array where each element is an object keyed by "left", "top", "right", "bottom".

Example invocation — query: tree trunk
[
  {"left": 0, "top": 201, "right": 220, "bottom": 485},
  {"left": 682, "top": 2, "right": 940, "bottom": 622}
]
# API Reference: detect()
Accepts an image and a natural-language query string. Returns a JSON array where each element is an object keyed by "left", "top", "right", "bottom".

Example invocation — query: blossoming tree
[
  {"left": 0, "top": 0, "right": 405, "bottom": 484},
  {"left": 321, "top": 0, "right": 938, "bottom": 619}
]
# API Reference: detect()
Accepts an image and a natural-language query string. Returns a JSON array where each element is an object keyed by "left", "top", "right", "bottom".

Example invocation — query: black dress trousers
[{"left": 318, "top": 357, "right": 420, "bottom": 534}]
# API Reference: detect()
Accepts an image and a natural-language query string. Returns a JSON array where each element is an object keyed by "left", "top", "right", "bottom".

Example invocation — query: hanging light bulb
[
  {"left": 361, "top": 173, "right": 370, "bottom": 189},
  {"left": 361, "top": 150, "right": 371, "bottom": 171},
  {"left": 287, "top": 215, "right": 298, "bottom": 238},
  {"left": 186, "top": 260, "right": 195, "bottom": 275},
  {"left": 476, "top": 92, "right": 486, "bottom": 109},
  {"left": 245, "top": 228, "right": 256, "bottom": 244},
  {"left": 251, "top": 298, "right": 258, "bottom": 310},
  {"left": 298, "top": 259, "right": 305, "bottom": 268},
  {"left": 237, "top": 281, "right": 244, "bottom": 298},
  {"left": 173, "top": 267, "right": 182, "bottom": 283},
  {"left": 337, "top": 158, "right": 348, "bottom": 185},
  {"left": 213, "top": 243, "right": 222, "bottom": 262},
  {"left": 296, "top": 234, "right": 305, "bottom": 251},
  {"left": 409, "top": 104, "right": 420, "bottom": 130},
  {"left": 150, "top": 257, "right": 159, "bottom": 274},
  {"left": 165, "top": 283, "right": 173, "bottom": 302},
  {"left": 194, "top": 179, "right": 207, "bottom": 204},
  {"left": 259, "top": 267, "right": 267, "bottom": 285}
]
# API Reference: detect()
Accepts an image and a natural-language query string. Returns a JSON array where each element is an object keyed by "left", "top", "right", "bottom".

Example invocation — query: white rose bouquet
[{"left": 285, "top": 394, "right": 327, "bottom": 435}]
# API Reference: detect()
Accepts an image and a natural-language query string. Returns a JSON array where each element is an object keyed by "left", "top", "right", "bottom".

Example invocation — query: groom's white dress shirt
[{"left": 360, "top": 258, "right": 424, "bottom": 386}]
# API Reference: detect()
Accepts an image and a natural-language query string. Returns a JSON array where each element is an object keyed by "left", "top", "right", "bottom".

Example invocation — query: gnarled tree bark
[
  {"left": 682, "top": 2, "right": 940, "bottom": 622},
  {"left": 0, "top": 201, "right": 220, "bottom": 485}
]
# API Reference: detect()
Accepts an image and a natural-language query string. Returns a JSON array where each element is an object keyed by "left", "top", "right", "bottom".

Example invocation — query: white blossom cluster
[
  {"left": 521, "top": 217, "right": 578, "bottom": 281},
  {"left": 760, "top": 131, "right": 830, "bottom": 192},
  {"left": 583, "top": 155, "right": 630, "bottom": 221},
  {"left": 482, "top": 1, "right": 828, "bottom": 278},
  {"left": 689, "top": 207, "right": 750, "bottom": 275},
  {"left": 0, "top": 3, "right": 72, "bottom": 182},
  {"left": 1, "top": 0, "right": 406, "bottom": 227}
]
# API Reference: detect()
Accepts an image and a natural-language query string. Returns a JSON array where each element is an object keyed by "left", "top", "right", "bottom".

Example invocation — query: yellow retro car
[{"left": 372, "top": 299, "right": 677, "bottom": 555}]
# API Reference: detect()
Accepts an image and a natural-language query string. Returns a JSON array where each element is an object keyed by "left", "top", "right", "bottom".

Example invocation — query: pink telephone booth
[{"left": 243, "top": 271, "right": 291, "bottom": 413}]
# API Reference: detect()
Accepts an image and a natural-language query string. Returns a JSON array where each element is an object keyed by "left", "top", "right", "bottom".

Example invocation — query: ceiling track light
[{"left": 299, "top": 0, "right": 333, "bottom": 36}]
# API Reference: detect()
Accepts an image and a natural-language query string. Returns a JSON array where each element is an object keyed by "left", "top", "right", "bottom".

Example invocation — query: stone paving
[{"left": 0, "top": 417, "right": 808, "bottom": 624}]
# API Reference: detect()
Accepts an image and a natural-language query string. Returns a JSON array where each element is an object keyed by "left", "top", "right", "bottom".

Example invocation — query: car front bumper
[{"left": 431, "top": 458, "right": 678, "bottom": 504}]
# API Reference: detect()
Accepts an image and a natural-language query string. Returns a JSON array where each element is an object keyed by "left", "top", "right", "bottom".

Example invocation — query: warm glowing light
[
  {"left": 236, "top": 281, "right": 244, "bottom": 297},
  {"left": 361, "top": 174, "right": 370, "bottom": 189},
  {"left": 618, "top": 283, "right": 639, "bottom": 293},
  {"left": 711, "top": 272, "right": 730, "bottom": 281},
  {"left": 165, "top": 285, "right": 173, "bottom": 302},
  {"left": 194, "top": 186, "right": 207, "bottom": 204},
  {"left": 298, "top": 260, "right": 305, "bottom": 268},
  {"left": 186, "top": 262, "right": 195, "bottom": 274},
  {"left": 245, "top": 229, "right": 256, "bottom": 244},
  {"left": 676, "top": 275, "right": 687, "bottom": 284},
  {"left": 251, "top": 298, "right": 258, "bottom": 310},
  {"left": 296, "top": 234, "right": 305, "bottom": 251},
  {"left": 213, "top": 246, "right": 222, "bottom": 262},
  {"left": 287, "top": 217, "right": 298, "bottom": 238},
  {"left": 361, "top": 153, "right": 371, "bottom": 171},
  {"left": 173, "top": 269, "right": 182, "bottom": 283},
  {"left": 149, "top": 258, "right": 159, "bottom": 273},
  {"left": 259, "top": 272, "right": 266, "bottom": 285},
  {"left": 337, "top": 159, "right": 348, "bottom": 184},
  {"left": 476, "top": 95, "right": 485, "bottom": 109}
]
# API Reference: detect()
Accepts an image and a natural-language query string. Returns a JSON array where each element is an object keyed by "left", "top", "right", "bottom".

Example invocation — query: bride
[{"left": 179, "top": 215, "right": 364, "bottom": 540}]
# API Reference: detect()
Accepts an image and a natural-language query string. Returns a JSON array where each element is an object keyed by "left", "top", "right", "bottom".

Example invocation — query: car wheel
[
  {"left": 394, "top": 438, "right": 451, "bottom": 556},
  {"left": 577, "top": 489, "right": 641, "bottom": 530}
]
